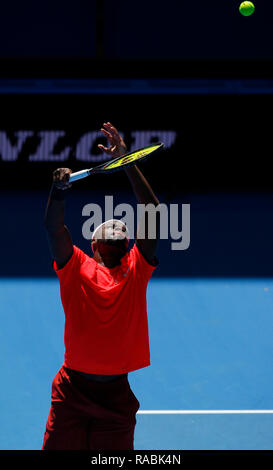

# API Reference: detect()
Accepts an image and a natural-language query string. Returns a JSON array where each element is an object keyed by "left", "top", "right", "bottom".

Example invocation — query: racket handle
[{"left": 69, "top": 169, "right": 91, "bottom": 182}]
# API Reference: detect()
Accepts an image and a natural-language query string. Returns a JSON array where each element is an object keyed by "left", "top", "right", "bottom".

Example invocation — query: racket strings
[{"left": 103, "top": 145, "right": 161, "bottom": 170}]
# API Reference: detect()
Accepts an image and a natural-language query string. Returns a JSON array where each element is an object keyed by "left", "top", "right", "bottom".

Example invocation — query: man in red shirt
[{"left": 42, "top": 122, "right": 159, "bottom": 450}]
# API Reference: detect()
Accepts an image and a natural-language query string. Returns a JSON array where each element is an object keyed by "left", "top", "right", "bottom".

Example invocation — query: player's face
[
  {"left": 97, "top": 240, "right": 128, "bottom": 267},
  {"left": 93, "top": 221, "right": 129, "bottom": 268}
]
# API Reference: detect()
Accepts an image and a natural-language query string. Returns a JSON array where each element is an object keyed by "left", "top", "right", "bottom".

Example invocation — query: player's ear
[{"left": 91, "top": 239, "right": 97, "bottom": 254}]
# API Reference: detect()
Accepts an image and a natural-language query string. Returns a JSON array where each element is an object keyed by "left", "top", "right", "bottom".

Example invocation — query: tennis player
[{"left": 42, "top": 122, "right": 159, "bottom": 450}]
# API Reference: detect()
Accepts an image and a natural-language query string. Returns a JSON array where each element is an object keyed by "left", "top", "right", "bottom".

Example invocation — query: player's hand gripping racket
[{"left": 69, "top": 143, "right": 164, "bottom": 183}]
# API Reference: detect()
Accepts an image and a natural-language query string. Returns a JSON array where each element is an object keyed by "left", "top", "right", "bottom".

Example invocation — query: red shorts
[{"left": 42, "top": 366, "right": 140, "bottom": 450}]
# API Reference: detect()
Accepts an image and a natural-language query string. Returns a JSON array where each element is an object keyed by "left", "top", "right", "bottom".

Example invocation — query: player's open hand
[
  {"left": 53, "top": 168, "right": 72, "bottom": 190},
  {"left": 98, "top": 122, "right": 127, "bottom": 159}
]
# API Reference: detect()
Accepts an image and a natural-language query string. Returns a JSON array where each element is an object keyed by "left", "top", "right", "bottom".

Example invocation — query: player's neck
[{"left": 94, "top": 251, "right": 122, "bottom": 269}]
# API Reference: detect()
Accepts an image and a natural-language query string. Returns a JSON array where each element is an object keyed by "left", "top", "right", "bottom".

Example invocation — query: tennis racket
[{"left": 69, "top": 142, "right": 164, "bottom": 183}]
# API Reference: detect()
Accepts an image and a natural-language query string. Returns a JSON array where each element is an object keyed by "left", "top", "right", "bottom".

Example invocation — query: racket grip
[{"left": 69, "top": 169, "right": 91, "bottom": 182}]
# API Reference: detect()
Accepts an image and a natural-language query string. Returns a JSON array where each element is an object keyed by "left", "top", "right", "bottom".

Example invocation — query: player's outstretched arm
[
  {"left": 97, "top": 122, "right": 160, "bottom": 264},
  {"left": 44, "top": 168, "right": 73, "bottom": 269},
  {"left": 125, "top": 165, "right": 159, "bottom": 264}
]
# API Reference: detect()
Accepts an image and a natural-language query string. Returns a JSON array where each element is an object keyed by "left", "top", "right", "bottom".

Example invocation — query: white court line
[{"left": 137, "top": 410, "right": 273, "bottom": 414}]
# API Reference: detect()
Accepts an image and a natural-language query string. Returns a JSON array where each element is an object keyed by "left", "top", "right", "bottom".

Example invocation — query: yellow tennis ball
[{"left": 239, "top": 1, "right": 255, "bottom": 16}]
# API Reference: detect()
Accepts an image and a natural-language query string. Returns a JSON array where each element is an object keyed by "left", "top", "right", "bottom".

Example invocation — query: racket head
[{"left": 92, "top": 142, "right": 164, "bottom": 174}]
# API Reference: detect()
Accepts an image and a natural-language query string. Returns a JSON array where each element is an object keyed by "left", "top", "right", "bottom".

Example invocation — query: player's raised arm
[
  {"left": 44, "top": 168, "right": 73, "bottom": 269},
  {"left": 98, "top": 122, "right": 160, "bottom": 264},
  {"left": 125, "top": 164, "right": 160, "bottom": 264}
]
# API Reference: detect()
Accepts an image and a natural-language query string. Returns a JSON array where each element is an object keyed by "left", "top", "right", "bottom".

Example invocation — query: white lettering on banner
[
  {"left": 131, "top": 130, "right": 177, "bottom": 152},
  {"left": 29, "top": 131, "right": 70, "bottom": 162},
  {"left": 0, "top": 131, "right": 34, "bottom": 161},
  {"left": 0, "top": 130, "right": 177, "bottom": 162}
]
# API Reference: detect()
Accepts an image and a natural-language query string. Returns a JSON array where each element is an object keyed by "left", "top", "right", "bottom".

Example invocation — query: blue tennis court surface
[{"left": 0, "top": 277, "right": 272, "bottom": 450}]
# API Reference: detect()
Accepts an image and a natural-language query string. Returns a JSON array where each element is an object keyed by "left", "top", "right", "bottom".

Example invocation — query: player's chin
[
  {"left": 105, "top": 241, "right": 128, "bottom": 258},
  {"left": 100, "top": 247, "right": 127, "bottom": 269},
  {"left": 105, "top": 235, "right": 127, "bottom": 247}
]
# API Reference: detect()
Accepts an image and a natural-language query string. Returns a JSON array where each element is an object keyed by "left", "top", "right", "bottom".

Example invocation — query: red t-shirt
[{"left": 53, "top": 243, "right": 157, "bottom": 374}]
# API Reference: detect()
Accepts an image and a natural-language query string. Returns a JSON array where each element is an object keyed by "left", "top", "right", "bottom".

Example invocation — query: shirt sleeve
[
  {"left": 129, "top": 243, "right": 158, "bottom": 281},
  {"left": 53, "top": 245, "right": 88, "bottom": 286}
]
